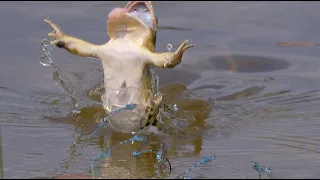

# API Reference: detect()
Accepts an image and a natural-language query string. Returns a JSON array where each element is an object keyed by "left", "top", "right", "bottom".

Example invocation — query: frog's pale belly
[{"left": 99, "top": 42, "right": 157, "bottom": 133}]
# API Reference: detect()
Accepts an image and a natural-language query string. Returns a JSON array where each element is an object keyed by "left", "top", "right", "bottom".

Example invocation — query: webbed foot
[{"left": 164, "top": 40, "right": 195, "bottom": 68}]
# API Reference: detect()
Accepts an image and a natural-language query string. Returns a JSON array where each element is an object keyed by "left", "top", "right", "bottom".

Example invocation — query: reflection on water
[{"left": 0, "top": 1, "right": 320, "bottom": 179}]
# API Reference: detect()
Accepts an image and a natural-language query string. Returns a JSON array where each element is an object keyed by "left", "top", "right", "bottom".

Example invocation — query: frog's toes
[
  {"left": 183, "top": 44, "right": 195, "bottom": 51},
  {"left": 48, "top": 32, "right": 58, "bottom": 39}
]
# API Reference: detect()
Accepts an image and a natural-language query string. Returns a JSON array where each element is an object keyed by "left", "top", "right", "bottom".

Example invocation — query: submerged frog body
[{"left": 44, "top": 1, "right": 195, "bottom": 134}]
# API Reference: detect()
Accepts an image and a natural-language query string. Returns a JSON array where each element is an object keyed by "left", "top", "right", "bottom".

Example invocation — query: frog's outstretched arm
[
  {"left": 145, "top": 40, "right": 195, "bottom": 68},
  {"left": 44, "top": 19, "right": 101, "bottom": 59}
]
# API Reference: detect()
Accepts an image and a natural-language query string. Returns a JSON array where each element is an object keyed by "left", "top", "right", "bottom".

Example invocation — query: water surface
[{"left": 0, "top": 1, "right": 320, "bottom": 179}]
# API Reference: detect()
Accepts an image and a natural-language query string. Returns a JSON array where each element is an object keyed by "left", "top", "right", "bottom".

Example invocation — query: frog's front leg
[
  {"left": 145, "top": 40, "right": 195, "bottom": 68},
  {"left": 44, "top": 19, "right": 101, "bottom": 59}
]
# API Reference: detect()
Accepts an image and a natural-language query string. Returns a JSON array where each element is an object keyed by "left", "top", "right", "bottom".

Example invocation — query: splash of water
[
  {"left": 131, "top": 146, "right": 172, "bottom": 178},
  {"left": 39, "top": 37, "right": 54, "bottom": 66},
  {"left": 90, "top": 135, "right": 172, "bottom": 179},
  {"left": 175, "top": 155, "right": 216, "bottom": 179},
  {"left": 251, "top": 161, "right": 274, "bottom": 179},
  {"left": 166, "top": 43, "right": 173, "bottom": 52},
  {"left": 90, "top": 135, "right": 149, "bottom": 178},
  {"left": 39, "top": 37, "right": 102, "bottom": 113}
]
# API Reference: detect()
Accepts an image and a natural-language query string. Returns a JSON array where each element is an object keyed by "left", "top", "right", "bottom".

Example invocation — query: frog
[{"left": 44, "top": 1, "right": 195, "bottom": 135}]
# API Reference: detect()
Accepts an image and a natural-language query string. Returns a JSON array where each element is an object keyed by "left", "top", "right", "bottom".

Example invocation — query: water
[{"left": 0, "top": 1, "right": 320, "bottom": 179}]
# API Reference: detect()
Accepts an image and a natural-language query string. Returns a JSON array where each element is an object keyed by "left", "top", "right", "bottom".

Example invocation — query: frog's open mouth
[
  {"left": 125, "top": 1, "right": 156, "bottom": 30},
  {"left": 125, "top": 1, "right": 153, "bottom": 13}
]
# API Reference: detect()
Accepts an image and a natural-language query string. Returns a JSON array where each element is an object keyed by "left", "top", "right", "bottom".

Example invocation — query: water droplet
[
  {"left": 72, "top": 110, "right": 81, "bottom": 114},
  {"left": 166, "top": 43, "right": 173, "bottom": 52},
  {"left": 39, "top": 62, "right": 51, "bottom": 67},
  {"left": 173, "top": 104, "right": 178, "bottom": 111}
]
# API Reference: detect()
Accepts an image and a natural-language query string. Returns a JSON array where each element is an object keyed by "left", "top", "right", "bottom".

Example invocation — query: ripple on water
[{"left": 0, "top": 86, "right": 71, "bottom": 128}]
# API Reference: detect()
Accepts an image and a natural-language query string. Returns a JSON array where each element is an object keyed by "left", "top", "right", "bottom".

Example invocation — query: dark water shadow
[{"left": 209, "top": 55, "right": 291, "bottom": 73}]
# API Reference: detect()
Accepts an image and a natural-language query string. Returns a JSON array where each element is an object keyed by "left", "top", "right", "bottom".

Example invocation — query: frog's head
[{"left": 107, "top": 1, "right": 158, "bottom": 51}]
